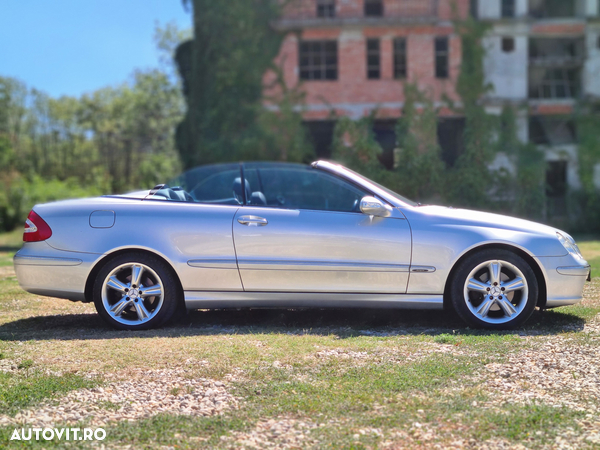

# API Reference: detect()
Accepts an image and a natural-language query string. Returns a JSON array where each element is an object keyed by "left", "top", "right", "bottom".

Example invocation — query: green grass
[
  {"left": 0, "top": 229, "right": 21, "bottom": 267},
  {"left": 579, "top": 240, "right": 600, "bottom": 277},
  {"left": 0, "top": 252, "right": 15, "bottom": 268},
  {"left": 0, "top": 370, "right": 98, "bottom": 416},
  {"left": 0, "top": 229, "right": 22, "bottom": 251}
]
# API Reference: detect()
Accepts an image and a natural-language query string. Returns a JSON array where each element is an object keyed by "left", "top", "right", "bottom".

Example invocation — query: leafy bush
[{"left": 0, "top": 174, "right": 105, "bottom": 232}]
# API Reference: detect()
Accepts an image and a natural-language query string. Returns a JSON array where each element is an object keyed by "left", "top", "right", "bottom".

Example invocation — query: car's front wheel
[
  {"left": 93, "top": 252, "right": 179, "bottom": 330},
  {"left": 450, "top": 249, "right": 538, "bottom": 329}
]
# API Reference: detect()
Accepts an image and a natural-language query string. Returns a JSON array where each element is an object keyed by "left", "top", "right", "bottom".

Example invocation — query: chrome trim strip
[
  {"left": 188, "top": 259, "right": 238, "bottom": 270},
  {"left": 556, "top": 265, "right": 591, "bottom": 277},
  {"left": 410, "top": 266, "right": 436, "bottom": 273},
  {"left": 184, "top": 291, "right": 443, "bottom": 309},
  {"left": 237, "top": 260, "right": 410, "bottom": 272},
  {"left": 13, "top": 255, "right": 83, "bottom": 266}
]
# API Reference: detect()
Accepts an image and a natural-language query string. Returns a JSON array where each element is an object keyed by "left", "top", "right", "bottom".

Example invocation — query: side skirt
[{"left": 184, "top": 292, "right": 444, "bottom": 310}]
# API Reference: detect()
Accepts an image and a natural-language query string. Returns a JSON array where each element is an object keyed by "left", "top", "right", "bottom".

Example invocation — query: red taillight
[{"left": 23, "top": 210, "right": 52, "bottom": 242}]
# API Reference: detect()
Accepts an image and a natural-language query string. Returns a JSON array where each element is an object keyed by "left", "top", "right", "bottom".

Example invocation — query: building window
[
  {"left": 502, "top": 37, "right": 515, "bottom": 52},
  {"left": 469, "top": 0, "right": 478, "bottom": 18},
  {"left": 529, "top": 68, "right": 581, "bottom": 99},
  {"left": 529, "top": 37, "right": 584, "bottom": 61},
  {"left": 435, "top": 37, "right": 449, "bottom": 79},
  {"left": 304, "top": 121, "right": 335, "bottom": 158},
  {"left": 299, "top": 40, "right": 338, "bottom": 81},
  {"left": 438, "top": 118, "right": 466, "bottom": 167},
  {"left": 529, "top": 116, "right": 577, "bottom": 145},
  {"left": 373, "top": 120, "right": 397, "bottom": 169},
  {"left": 546, "top": 160, "right": 568, "bottom": 197},
  {"left": 317, "top": 0, "right": 335, "bottom": 18},
  {"left": 546, "top": 160, "right": 568, "bottom": 215},
  {"left": 366, "top": 38, "right": 380, "bottom": 79},
  {"left": 501, "top": 0, "right": 515, "bottom": 17},
  {"left": 364, "top": 0, "right": 383, "bottom": 17},
  {"left": 393, "top": 38, "right": 407, "bottom": 79},
  {"left": 528, "top": 38, "right": 583, "bottom": 99},
  {"left": 530, "top": 0, "right": 576, "bottom": 19}
]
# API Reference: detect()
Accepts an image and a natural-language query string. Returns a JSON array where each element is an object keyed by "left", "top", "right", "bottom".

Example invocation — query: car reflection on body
[{"left": 14, "top": 161, "right": 591, "bottom": 330}]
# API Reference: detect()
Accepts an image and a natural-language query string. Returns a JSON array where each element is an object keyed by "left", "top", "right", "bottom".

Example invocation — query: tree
[
  {"left": 78, "top": 69, "right": 184, "bottom": 192},
  {"left": 175, "top": 0, "right": 289, "bottom": 168},
  {"left": 331, "top": 114, "right": 384, "bottom": 180},
  {"left": 450, "top": 16, "right": 497, "bottom": 209},
  {"left": 392, "top": 83, "right": 444, "bottom": 202}
]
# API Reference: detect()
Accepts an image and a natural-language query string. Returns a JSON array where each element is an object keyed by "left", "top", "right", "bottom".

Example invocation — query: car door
[
  {"left": 144, "top": 163, "right": 245, "bottom": 291},
  {"left": 232, "top": 164, "right": 412, "bottom": 293}
]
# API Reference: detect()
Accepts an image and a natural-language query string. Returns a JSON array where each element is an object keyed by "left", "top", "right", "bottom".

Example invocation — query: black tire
[
  {"left": 450, "top": 249, "right": 538, "bottom": 330},
  {"left": 93, "top": 252, "right": 180, "bottom": 330}
]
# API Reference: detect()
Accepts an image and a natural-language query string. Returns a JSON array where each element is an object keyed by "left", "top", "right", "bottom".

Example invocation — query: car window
[
  {"left": 190, "top": 170, "right": 242, "bottom": 202},
  {"left": 149, "top": 163, "right": 243, "bottom": 205},
  {"left": 244, "top": 166, "right": 368, "bottom": 212}
]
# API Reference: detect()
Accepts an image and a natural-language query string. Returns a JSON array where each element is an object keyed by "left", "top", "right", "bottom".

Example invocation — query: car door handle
[{"left": 237, "top": 215, "right": 268, "bottom": 226}]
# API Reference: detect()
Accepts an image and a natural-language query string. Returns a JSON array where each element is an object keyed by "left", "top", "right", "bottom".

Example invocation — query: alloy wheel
[
  {"left": 462, "top": 259, "right": 529, "bottom": 325},
  {"left": 101, "top": 263, "right": 165, "bottom": 326}
]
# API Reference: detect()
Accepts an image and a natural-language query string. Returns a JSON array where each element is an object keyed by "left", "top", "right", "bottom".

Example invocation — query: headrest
[{"left": 233, "top": 177, "right": 251, "bottom": 202}]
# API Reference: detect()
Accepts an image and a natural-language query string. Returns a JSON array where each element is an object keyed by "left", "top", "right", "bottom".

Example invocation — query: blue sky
[{"left": 0, "top": 0, "right": 192, "bottom": 98}]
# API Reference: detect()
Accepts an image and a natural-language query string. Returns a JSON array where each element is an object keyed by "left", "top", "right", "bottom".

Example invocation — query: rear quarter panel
[{"left": 34, "top": 198, "right": 243, "bottom": 291}]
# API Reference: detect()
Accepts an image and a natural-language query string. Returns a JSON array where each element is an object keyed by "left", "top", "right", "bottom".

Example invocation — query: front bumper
[
  {"left": 535, "top": 254, "right": 590, "bottom": 308},
  {"left": 14, "top": 242, "right": 101, "bottom": 302}
]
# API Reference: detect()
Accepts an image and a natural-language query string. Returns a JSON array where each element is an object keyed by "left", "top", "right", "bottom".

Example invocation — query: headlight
[{"left": 557, "top": 232, "right": 582, "bottom": 258}]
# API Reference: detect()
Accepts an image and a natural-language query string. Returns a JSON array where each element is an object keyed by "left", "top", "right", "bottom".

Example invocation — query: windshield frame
[{"left": 312, "top": 160, "right": 418, "bottom": 207}]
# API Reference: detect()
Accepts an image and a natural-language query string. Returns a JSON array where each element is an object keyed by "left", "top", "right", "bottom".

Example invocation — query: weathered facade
[
  {"left": 479, "top": 0, "right": 600, "bottom": 208},
  {"left": 266, "top": 0, "right": 600, "bottom": 207},
  {"left": 265, "top": 0, "right": 469, "bottom": 162}
]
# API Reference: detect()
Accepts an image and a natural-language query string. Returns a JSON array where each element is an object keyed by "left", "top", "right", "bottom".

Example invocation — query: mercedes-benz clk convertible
[{"left": 14, "top": 161, "right": 591, "bottom": 330}]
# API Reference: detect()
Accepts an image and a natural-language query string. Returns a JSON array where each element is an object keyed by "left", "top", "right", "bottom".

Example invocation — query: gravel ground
[
  {"left": 221, "top": 418, "right": 321, "bottom": 449},
  {"left": 483, "top": 340, "right": 600, "bottom": 412},
  {"left": 0, "top": 369, "right": 239, "bottom": 427}
]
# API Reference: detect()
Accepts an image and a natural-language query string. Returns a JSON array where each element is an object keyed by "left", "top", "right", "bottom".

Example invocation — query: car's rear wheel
[
  {"left": 93, "top": 252, "right": 179, "bottom": 330},
  {"left": 450, "top": 249, "right": 538, "bottom": 329}
]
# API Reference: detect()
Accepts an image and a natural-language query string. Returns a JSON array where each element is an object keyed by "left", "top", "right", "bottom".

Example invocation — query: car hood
[{"left": 407, "top": 205, "right": 560, "bottom": 237}]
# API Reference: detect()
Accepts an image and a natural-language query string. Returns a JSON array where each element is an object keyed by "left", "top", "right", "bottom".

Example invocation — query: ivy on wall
[
  {"left": 330, "top": 15, "right": 552, "bottom": 224},
  {"left": 392, "top": 83, "right": 444, "bottom": 202},
  {"left": 573, "top": 101, "right": 600, "bottom": 232}
]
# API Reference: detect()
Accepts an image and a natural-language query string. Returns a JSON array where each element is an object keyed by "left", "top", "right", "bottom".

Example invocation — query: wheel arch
[
  {"left": 442, "top": 243, "right": 547, "bottom": 310},
  {"left": 84, "top": 248, "right": 184, "bottom": 307}
]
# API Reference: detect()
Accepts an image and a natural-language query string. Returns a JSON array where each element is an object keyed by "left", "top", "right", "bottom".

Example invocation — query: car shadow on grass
[{"left": 0, "top": 306, "right": 585, "bottom": 341}]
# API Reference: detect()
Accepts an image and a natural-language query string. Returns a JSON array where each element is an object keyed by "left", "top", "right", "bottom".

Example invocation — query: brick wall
[
  {"left": 283, "top": 0, "right": 449, "bottom": 20},
  {"left": 267, "top": 0, "right": 468, "bottom": 119}
]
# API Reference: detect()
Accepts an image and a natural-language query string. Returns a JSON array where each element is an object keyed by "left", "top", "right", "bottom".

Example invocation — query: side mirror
[{"left": 360, "top": 196, "right": 392, "bottom": 218}]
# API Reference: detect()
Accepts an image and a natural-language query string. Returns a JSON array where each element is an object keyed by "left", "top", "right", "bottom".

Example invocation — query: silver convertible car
[{"left": 14, "top": 161, "right": 590, "bottom": 330}]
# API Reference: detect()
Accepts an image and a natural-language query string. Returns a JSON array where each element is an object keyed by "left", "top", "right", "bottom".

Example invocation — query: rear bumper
[
  {"left": 535, "top": 255, "right": 590, "bottom": 308},
  {"left": 13, "top": 242, "right": 100, "bottom": 302}
]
